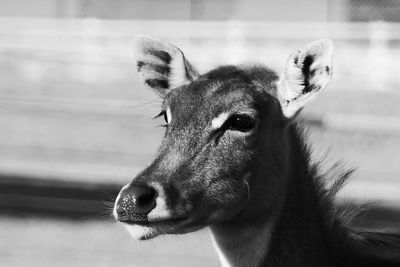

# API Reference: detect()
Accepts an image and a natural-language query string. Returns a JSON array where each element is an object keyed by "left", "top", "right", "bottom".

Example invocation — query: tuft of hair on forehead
[
  {"left": 201, "top": 65, "right": 279, "bottom": 96},
  {"left": 204, "top": 65, "right": 278, "bottom": 83}
]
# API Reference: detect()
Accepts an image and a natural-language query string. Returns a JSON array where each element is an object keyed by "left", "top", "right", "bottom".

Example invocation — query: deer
[{"left": 113, "top": 36, "right": 400, "bottom": 266}]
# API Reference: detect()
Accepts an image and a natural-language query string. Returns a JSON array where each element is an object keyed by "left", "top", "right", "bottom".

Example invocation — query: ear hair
[
  {"left": 278, "top": 39, "right": 334, "bottom": 118},
  {"left": 133, "top": 36, "right": 199, "bottom": 97}
]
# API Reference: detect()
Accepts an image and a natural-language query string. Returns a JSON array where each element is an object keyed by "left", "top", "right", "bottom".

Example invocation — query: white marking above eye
[
  {"left": 211, "top": 112, "right": 229, "bottom": 129},
  {"left": 166, "top": 107, "right": 172, "bottom": 124}
]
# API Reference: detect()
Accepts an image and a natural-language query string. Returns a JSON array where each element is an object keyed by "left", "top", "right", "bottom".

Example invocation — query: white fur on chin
[{"left": 124, "top": 224, "right": 157, "bottom": 240}]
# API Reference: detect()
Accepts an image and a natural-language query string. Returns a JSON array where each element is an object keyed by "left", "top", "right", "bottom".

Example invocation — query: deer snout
[{"left": 114, "top": 183, "right": 157, "bottom": 223}]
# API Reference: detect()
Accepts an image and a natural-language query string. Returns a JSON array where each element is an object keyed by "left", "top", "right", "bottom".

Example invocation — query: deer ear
[
  {"left": 277, "top": 39, "right": 333, "bottom": 118},
  {"left": 133, "top": 36, "right": 199, "bottom": 97}
]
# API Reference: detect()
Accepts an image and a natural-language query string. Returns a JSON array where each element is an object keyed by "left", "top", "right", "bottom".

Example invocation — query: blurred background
[{"left": 0, "top": 0, "right": 399, "bottom": 266}]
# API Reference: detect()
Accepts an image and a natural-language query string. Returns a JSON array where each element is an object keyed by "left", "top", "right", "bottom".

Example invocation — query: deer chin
[
  {"left": 124, "top": 224, "right": 157, "bottom": 241},
  {"left": 122, "top": 216, "right": 203, "bottom": 240}
]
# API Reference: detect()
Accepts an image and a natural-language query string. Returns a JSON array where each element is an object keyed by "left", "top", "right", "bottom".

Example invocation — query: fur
[{"left": 114, "top": 37, "right": 400, "bottom": 267}]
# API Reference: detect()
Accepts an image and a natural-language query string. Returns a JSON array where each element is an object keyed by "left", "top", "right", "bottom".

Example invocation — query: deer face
[{"left": 114, "top": 36, "right": 333, "bottom": 240}]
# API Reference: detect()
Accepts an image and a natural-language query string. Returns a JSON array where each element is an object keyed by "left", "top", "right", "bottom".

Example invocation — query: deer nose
[{"left": 115, "top": 183, "right": 157, "bottom": 222}]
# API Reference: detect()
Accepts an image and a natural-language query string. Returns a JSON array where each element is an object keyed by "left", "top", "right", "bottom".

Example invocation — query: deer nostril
[
  {"left": 117, "top": 184, "right": 157, "bottom": 219},
  {"left": 136, "top": 187, "right": 156, "bottom": 208}
]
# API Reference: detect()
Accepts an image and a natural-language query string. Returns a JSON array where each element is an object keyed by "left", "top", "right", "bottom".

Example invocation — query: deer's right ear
[{"left": 133, "top": 36, "right": 199, "bottom": 97}]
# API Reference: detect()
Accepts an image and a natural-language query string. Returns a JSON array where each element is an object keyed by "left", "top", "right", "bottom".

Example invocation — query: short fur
[{"left": 114, "top": 37, "right": 400, "bottom": 267}]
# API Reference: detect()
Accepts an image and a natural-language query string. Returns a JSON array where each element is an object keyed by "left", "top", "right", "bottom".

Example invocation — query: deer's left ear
[
  {"left": 277, "top": 39, "right": 334, "bottom": 118},
  {"left": 133, "top": 36, "right": 199, "bottom": 97}
]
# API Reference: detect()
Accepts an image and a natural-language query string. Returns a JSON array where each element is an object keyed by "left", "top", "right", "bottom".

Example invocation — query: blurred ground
[{"left": 0, "top": 217, "right": 218, "bottom": 267}]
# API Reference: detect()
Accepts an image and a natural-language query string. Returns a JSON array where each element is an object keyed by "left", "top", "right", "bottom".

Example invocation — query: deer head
[{"left": 113, "top": 36, "right": 333, "bottom": 240}]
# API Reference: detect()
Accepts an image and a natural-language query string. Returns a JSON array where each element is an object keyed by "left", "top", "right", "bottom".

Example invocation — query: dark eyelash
[
  {"left": 154, "top": 110, "right": 166, "bottom": 119},
  {"left": 154, "top": 110, "right": 169, "bottom": 127}
]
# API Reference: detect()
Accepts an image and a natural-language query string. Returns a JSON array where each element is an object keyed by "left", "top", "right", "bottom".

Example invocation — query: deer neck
[
  {"left": 210, "top": 218, "right": 275, "bottom": 267},
  {"left": 210, "top": 125, "right": 334, "bottom": 267}
]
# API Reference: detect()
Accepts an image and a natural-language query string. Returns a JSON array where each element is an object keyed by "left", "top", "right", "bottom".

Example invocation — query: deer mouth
[
  {"left": 123, "top": 216, "right": 193, "bottom": 240},
  {"left": 125, "top": 216, "right": 188, "bottom": 227},
  {"left": 114, "top": 181, "right": 205, "bottom": 240}
]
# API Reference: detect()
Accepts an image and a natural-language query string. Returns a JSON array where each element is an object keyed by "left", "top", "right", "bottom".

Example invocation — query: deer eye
[{"left": 226, "top": 114, "right": 255, "bottom": 132}]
